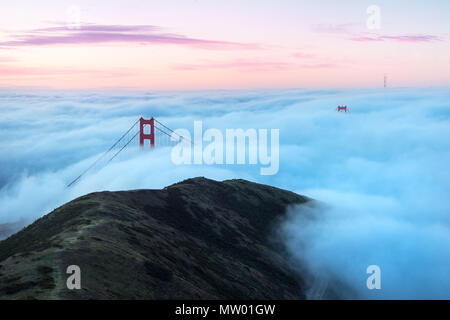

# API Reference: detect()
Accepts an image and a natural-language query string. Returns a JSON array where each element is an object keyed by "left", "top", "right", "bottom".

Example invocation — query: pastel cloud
[
  {"left": 0, "top": 66, "right": 131, "bottom": 77},
  {"left": 0, "top": 23, "right": 259, "bottom": 50},
  {"left": 0, "top": 56, "right": 15, "bottom": 62},
  {"left": 311, "top": 23, "right": 355, "bottom": 34},
  {"left": 311, "top": 22, "right": 442, "bottom": 44},
  {"left": 174, "top": 59, "right": 293, "bottom": 71},
  {"left": 292, "top": 52, "right": 315, "bottom": 59},
  {"left": 350, "top": 34, "right": 441, "bottom": 43},
  {"left": 174, "top": 59, "right": 334, "bottom": 71}
]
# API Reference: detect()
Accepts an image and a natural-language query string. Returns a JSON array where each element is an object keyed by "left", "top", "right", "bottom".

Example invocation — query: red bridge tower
[
  {"left": 139, "top": 117, "right": 155, "bottom": 148},
  {"left": 337, "top": 105, "right": 348, "bottom": 112}
]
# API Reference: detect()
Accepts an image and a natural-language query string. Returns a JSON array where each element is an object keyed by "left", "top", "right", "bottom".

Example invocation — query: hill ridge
[{"left": 0, "top": 177, "right": 310, "bottom": 299}]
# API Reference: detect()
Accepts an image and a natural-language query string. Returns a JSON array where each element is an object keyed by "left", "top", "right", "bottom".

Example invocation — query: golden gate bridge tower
[
  {"left": 139, "top": 117, "right": 155, "bottom": 148},
  {"left": 337, "top": 105, "right": 348, "bottom": 112}
]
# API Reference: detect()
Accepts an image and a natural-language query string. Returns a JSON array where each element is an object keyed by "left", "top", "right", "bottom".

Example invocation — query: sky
[
  {"left": 1, "top": 0, "right": 450, "bottom": 89},
  {"left": 0, "top": 1, "right": 449, "bottom": 299},
  {"left": 0, "top": 88, "right": 449, "bottom": 298}
]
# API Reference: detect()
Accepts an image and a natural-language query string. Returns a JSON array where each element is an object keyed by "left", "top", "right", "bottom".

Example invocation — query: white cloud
[{"left": 0, "top": 88, "right": 449, "bottom": 298}]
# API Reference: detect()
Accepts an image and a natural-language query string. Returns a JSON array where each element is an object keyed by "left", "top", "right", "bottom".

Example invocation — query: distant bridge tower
[
  {"left": 337, "top": 105, "right": 348, "bottom": 112},
  {"left": 384, "top": 73, "right": 387, "bottom": 88},
  {"left": 139, "top": 117, "right": 155, "bottom": 148}
]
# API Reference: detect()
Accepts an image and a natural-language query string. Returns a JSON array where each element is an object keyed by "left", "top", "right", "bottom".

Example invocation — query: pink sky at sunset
[{"left": 0, "top": 0, "right": 449, "bottom": 89}]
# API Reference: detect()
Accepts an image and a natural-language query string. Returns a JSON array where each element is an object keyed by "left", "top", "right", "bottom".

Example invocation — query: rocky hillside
[{"left": 0, "top": 177, "right": 311, "bottom": 299}]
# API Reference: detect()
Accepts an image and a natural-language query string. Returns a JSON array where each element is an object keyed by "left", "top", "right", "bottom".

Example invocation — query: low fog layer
[{"left": 0, "top": 88, "right": 449, "bottom": 298}]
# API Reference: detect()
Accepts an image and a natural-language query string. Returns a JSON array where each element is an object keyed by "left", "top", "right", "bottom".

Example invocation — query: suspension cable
[
  {"left": 154, "top": 118, "right": 193, "bottom": 144},
  {"left": 154, "top": 124, "right": 173, "bottom": 138},
  {"left": 104, "top": 131, "right": 139, "bottom": 166},
  {"left": 67, "top": 119, "right": 139, "bottom": 187},
  {"left": 67, "top": 118, "right": 186, "bottom": 188}
]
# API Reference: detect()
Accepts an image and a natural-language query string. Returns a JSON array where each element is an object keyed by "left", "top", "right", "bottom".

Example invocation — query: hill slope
[{"left": 0, "top": 177, "right": 310, "bottom": 299}]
